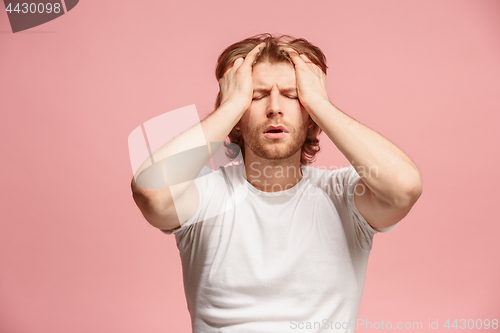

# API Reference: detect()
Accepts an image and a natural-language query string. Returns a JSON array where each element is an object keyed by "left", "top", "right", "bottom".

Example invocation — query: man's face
[{"left": 235, "top": 61, "right": 313, "bottom": 162}]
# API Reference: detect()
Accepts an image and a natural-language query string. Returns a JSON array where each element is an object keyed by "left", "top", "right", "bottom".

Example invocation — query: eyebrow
[{"left": 253, "top": 87, "right": 297, "bottom": 94}]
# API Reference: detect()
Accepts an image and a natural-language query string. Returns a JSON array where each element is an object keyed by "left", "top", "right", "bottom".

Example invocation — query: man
[{"left": 131, "top": 33, "right": 422, "bottom": 332}]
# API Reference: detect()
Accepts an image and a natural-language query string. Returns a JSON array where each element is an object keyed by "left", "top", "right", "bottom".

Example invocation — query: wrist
[
  {"left": 218, "top": 100, "right": 249, "bottom": 116},
  {"left": 302, "top": 97, "right": 331, "bottom": 115}
]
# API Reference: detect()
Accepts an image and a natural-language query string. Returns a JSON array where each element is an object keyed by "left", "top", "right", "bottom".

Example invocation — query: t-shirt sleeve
[
  {"left": 159, "top": 165, "right": 231, "bottom": 236},
  {"left": 159, "top": 166, "right": 213, "bottom": 235},
  {"left": 344, "top": 165, "right": 399, "bottom": 233},
  {"left": 321, "top": 165, "right": 399, "bottom": 252}
]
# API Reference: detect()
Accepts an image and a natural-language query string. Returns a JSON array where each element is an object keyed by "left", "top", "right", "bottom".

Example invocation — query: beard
[{"left": 242, "top": 120, "right": 308, "bottom": 161}]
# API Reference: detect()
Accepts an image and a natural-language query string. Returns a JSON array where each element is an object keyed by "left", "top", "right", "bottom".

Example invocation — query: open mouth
[
  {"left": 263, "top": 125, "right": 288, "bottom": 134},
  {"left": 263, "top": 127, "right": 288, "bottom": 139}
]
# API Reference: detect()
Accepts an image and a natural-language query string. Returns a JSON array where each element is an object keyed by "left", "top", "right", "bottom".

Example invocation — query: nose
[{"left": 266, "top": 88, "right": 283, "bottom": 118}]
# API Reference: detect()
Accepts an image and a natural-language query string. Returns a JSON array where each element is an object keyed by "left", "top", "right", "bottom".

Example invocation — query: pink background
[{"left": 1, "top": 0, "right": 499, "bottom": 332}]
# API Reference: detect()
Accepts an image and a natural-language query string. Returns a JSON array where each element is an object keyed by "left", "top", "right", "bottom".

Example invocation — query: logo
[{"left": 3, "top": 0, "right": 78, "bottom": 33}]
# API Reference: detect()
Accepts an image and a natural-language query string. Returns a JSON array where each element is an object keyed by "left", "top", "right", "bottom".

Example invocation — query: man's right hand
[
  {"left": 131, "top": 43, "right": 267, "bottom": 232},
  {"left": 218, "top": 42, "right": 266, "bottom": 112}
]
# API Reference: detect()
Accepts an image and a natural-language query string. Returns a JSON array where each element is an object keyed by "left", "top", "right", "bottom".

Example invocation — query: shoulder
[
  {"left": 302, "top": 165, "right": 352, "bottom": 187},
  {"left": 189, "top": 165, "right": 226, "bottom": 193},
  {"left": 218, "top": 161, "right": 251, "bottom": 183}
]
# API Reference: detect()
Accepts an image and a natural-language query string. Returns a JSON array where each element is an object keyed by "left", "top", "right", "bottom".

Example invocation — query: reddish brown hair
[{"left": 213, "top": 33, "right": 328, "bottom": 166}]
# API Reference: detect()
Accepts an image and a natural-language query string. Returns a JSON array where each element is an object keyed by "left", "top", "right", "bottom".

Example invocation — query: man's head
[{"left": 214, "top": 33, "right": 328, "bottom": 166}]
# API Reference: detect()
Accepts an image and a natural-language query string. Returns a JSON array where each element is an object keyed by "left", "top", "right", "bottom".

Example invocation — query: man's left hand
[{"left": 283, "top": 48, "right": 330, "bottom": 112}]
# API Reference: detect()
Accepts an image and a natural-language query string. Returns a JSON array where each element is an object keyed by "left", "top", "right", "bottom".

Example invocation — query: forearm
[
  {"left": 308, "top": 99, "right": 422, "bottom": 207},
  {"left": 133, "top": 102, "right": 245, "bottom": 195}
]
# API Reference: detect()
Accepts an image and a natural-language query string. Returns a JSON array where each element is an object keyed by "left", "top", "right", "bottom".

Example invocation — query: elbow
[
  {"left": 408, "top": 169, "right": 423, "bottom": 203},
  {"left": 392, "top": 171, "right": 423, "bottom": 209},
  {"left": 131, "top": 177, "right": 157, "bottom": 211},
  {"left": 131, "top": 176, "right": 147, "bottom": 204},
  {"left": 131, "top": 185, "right": 150, "bottom": 211}
]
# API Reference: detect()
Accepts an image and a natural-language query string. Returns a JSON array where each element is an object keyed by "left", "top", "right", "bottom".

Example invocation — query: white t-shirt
[{"left": 161, "top": 162, "right": 398, "bottom": 333}]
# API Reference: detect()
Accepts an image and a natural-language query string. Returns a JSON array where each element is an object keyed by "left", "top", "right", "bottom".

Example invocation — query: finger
[
  {"left": 232, "top": 57, "right": 244, "bottom": 70},
  {"left": 223, "top": 57, "right": 244, "bottom": 76},
  {"left": 299, "top": 53, "right": 313, "bottom": 63},
  {"left": 299, "top": 54, "right": 322, "bottom": 74},
  {"left": 283, "top": 47, "right": 302, "bottom": 65},
  {"left": 241, "top": 42, "right": 266, "bottom": 69}
]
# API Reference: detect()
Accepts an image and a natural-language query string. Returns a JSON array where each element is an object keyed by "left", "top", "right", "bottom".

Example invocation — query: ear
[{"left": 234, "top": 120, "right": 241, "bottom": 131}]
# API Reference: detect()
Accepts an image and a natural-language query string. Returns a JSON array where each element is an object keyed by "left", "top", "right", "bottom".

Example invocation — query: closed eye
[{"left": 252, "top": 95, "right": 298, "bottom": 100}]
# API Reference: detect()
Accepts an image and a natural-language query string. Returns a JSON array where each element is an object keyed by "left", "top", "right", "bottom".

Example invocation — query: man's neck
[{"left": 243, "top": 151, "right": 303, "bottom": 193}]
